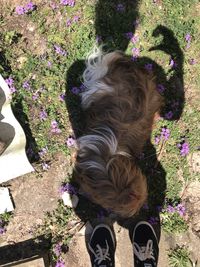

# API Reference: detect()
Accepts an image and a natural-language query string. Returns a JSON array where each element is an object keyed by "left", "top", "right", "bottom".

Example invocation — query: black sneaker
[
  {"left": 88, "top": 224, "right": 116, "bottom": 267},
  {"left": 132, "top": 221, "right": 159, "bottom": 267}
]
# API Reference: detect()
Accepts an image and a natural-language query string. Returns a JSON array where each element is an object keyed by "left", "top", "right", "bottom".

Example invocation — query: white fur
[
  {"left": 78, "top": 126, "right": 118, "bottom": 157},
  {"left": 81, "top": 47, "right": 118, "bottom": 108}
]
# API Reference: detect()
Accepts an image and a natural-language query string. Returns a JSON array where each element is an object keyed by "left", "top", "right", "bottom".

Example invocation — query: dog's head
[{"left": 75, "top": 128, "right": 147, "bottom": 217}]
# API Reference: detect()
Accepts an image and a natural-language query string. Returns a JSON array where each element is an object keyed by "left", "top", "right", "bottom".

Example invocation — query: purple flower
[
  {"left": 54, "top": 45, "right": 67, "bottom": 56},
  {"left": 148, "top": 216, "right": 159, "bottom": 225},
  {"left": 9, "top": 86, "right": 16, "bottom": 94},
  {"left": 157, "top": 84, "right": 165, "bottom": 94},
  {"left": 96, "top": 35, "right": 102, "bottom": 43},
  {"left": 47, "top": 61, "right": 52, "bottom": 68},
  {"left": 145, "top": 63, "right": 153, "bottom": 71},
  {"left": 154, "top": 136, "right": 160, "bottom": 145},
  {"left": 24, "top": 2, "right": 35, "bottom": 12},
  {"left": 60, "top": 0, "right": 75, "bottom": 7},
  {"left": 179, "top": 142, "right": 190, "bottom": 156},
  {"left": 169, "top": 58, "right": 177, "bottom": 68},
  {"left": 176, "top": 203, "right": 186, "bottom": 217},
  {"left": 132, "top": 47, "right": 140, "bottom": 57},
  {"left": 39, "top": 110, "right": 48, "bottom": 121},
  {"left": 54, "top": 243, "right": 62, "bottom": 257},
  {"left": 185, "top": 33, "right": 191, "bottom": 42},
  {"left": 5, "top": 77, "right": 14, "bottom": 86},
  {"left": 161, "top": 127, "right": 170, "bottom": 140},
  {"left": 79, "top": 84, "right": 86, "bottom": 92},
  {"left": 42, "top": 162, "right": 50, "bottom": 171},
  {"left": 55, "top": 259, "right": 65, "bottom": 267},
  {"left": 66, "top": 19, "right": 72, "bottom": 27},
  {"left": 15, "top": 6, "right": 25, "bottom": 15},
  {"left": 66, "top": 136, "right": 76, "bottom": 147},
  {"left": 71, "top": 87, "right": 79, "bottom": 95},
  {"left": 38, "top": 147, "right": 48, "bottom": 157},
  {"left": 0, "top": 227, "right": 6, "bottom": 235},
  {"left": 131, "top": 35, "right": 139, "bottom": 44},
  {"left": 73, "top": 15, "right": 80, "bottom": 22},
  {"left": 189, "top": 58, "right": 196, "bottom": 65},
  {"left": 59, "top": 93, "right": 66, "bottom": 101},
  {"left": 116, "top": 3, "right": 125, "bottom": 12},
  {"left": 23, "top": 80, "right": 31, "bottom": 90},
  {"left": 166, "top": 205, "right": 175, "bottom": 213},
  {"left": 165, "top": 111, "right": 173, "bottom": 120},
  {"left": 51, "top": 120, "right": 62, "bottom": 134},
  {"left": 32, "top": 92, "right": 39, "bottom": 101},
  {"left": 125, "top": 32, "right": 133, "bottom": 39},
  {"left": 59, "top": 183, "right": 77, "bottom": 195}
]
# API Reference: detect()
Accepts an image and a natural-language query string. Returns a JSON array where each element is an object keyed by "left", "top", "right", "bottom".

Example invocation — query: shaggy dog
[{"left": 74, "top": 48, "right": 163, "bottom": 217}]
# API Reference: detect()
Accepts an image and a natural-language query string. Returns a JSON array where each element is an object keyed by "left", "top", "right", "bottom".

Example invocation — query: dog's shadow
[{"left": 65, "top": 0, "right": 184, "bottom": 250}]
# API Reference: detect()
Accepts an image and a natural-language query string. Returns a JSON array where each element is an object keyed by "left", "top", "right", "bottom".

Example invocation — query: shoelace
[
  {"left": 89, "top": 240, "right": 111, "bottom": 265},
  {"left": 133, "top": 240, "right": 155, "bottom": 261}
]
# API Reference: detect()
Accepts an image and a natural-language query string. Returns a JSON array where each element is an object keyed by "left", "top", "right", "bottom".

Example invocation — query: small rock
[
  {"left": 78, "top": 221, "right": 93, "bottom": 236},
  {"left": 62, "top": 192, "right": 79, "bottom": 208}
]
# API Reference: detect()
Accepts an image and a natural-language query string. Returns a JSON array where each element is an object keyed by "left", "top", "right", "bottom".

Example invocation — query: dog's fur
[{"left": 74, "top": 47, "right": 163, "bottom": 217}]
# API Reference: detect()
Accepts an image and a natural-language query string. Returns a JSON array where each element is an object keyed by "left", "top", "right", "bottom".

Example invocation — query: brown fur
[{"left": 75, "top": 52, "right": 163, "bottom": 217}]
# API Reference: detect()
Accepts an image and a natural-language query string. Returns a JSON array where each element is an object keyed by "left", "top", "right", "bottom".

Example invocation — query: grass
[
  {"left": 0, "top": 0, "right": 200, "bottom": 264},
  {"left": 168, "top": 246, "right": 195, "bottom": 267}
]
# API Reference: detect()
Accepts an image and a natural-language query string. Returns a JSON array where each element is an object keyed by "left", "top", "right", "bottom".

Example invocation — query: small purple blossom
[
  {"left": 38, "top": 147, "right": 48, "bottom": 157},
  {"left": 165, "top": 111, "right": 173, "bottom": 120},
  {"left": 148, "top": 216, "right": 159, "bottom": 225},
  {"left": 96, "top": 35, "right": 102, "bottom": 43},
  {"left": 9, "top": 86, "right": 17, "bottom": 94},
  {"left": 39, "top": 110, "right": 48, "bottom": 121},
  {"left": 169, "top": 58, "right": 177, "bottom": 68},
  {"left": 79, "top": 84, "right": 86, "bottom": 92},
  {"left": 32, "top": 92, "right": 39, "bottom": 101},
  {"left": 66, "top": 19, "right": 72, "bottom": 27},
  {"left": 71, "top": 87, "right": 79, "bottom": 95},
  {"left": 59, "top": 183, "right": 77, "bottom": 195},
  {"left": 55, "top": 259, "right": 65, "bottom": 267},
  {"left": 0, "top": 227, "right": 6, "bottom": 235},
  {"left": 51, "top": 120, "right": 62, "bottom": 134},
  {"left": 176, "top": 203, "right": 186, "bottom": 217},
  {"left": 157, "top": 84, "right": 165, "bottom": 94},
  {"left": 179, "top": 141, "right": 190, "bottom": 156},
  {"left": 5, "top": 77, "right": 14, "bottom": 86},
  {"left": 60, "top": 0, "right": 75, "bottom": 7},
  {"left": 166, "top": 205, "right": 175, "bottom": 213},
  {"left": 185, "top": 33, "right": 191, "bottom": 43},
  {"left": 24, "top": 2, "right": 36, "bottom": 12},
  {"left": 125, "top": 32, "right": 133, "bottom": 39},
  {"left": 15, "top": 6, "right": 25, "bottom": 15},
  {"left": 116, "top": 3, "right": 125, "bottom": 12},
  {"left": 42, "top": 162, "right": 50, "bottom": 171},
  {"left": 47, "top": 61, "right": 52, "bottom": 68},
  {"left": 66, "top": 136, "right": 76, "bottom": 147},
  {"left": 132, "top": 47, "right": 140, "bottom": 57},
  {"left": 145, "top": 63, "right": 153, "bottom": 71},
  {"left": 59, "top": 93, "right": 66, "bottom": 101},
  {"left": 54, "top": 243, "right": 62, "bottom": 257},
  {"left": 154, "top": 136, "right": 160, "bottom": 145},
  {"left": 73, "top": 15, "right": 80, "bottom": 23},
  {"left": 189, "top": 58, "right": 196, "bottom": 65},
  {"left": 23, "top": 80, "right": 31, "bottom": 90},
  {"left": 54, "top": 45, "right": 67, "bottom": 56},
  {"left": 161, "top": 127, "right": 170, "bottom": 140},
  {"left": 131, "top": 35, "right": 139, "bottom": 44}
]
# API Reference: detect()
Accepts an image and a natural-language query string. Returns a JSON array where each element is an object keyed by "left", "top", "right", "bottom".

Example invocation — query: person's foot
[
  {"left": 132, "top": 221, "right": 159, "bottom": 267},
  {"left": 88, "top": 224, "right": 116, "bottom": 267}
]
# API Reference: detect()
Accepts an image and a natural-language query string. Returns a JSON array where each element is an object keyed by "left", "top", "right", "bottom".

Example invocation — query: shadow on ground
[{"left": 65, "top": 0, "right": 185, "bottom": 257}]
